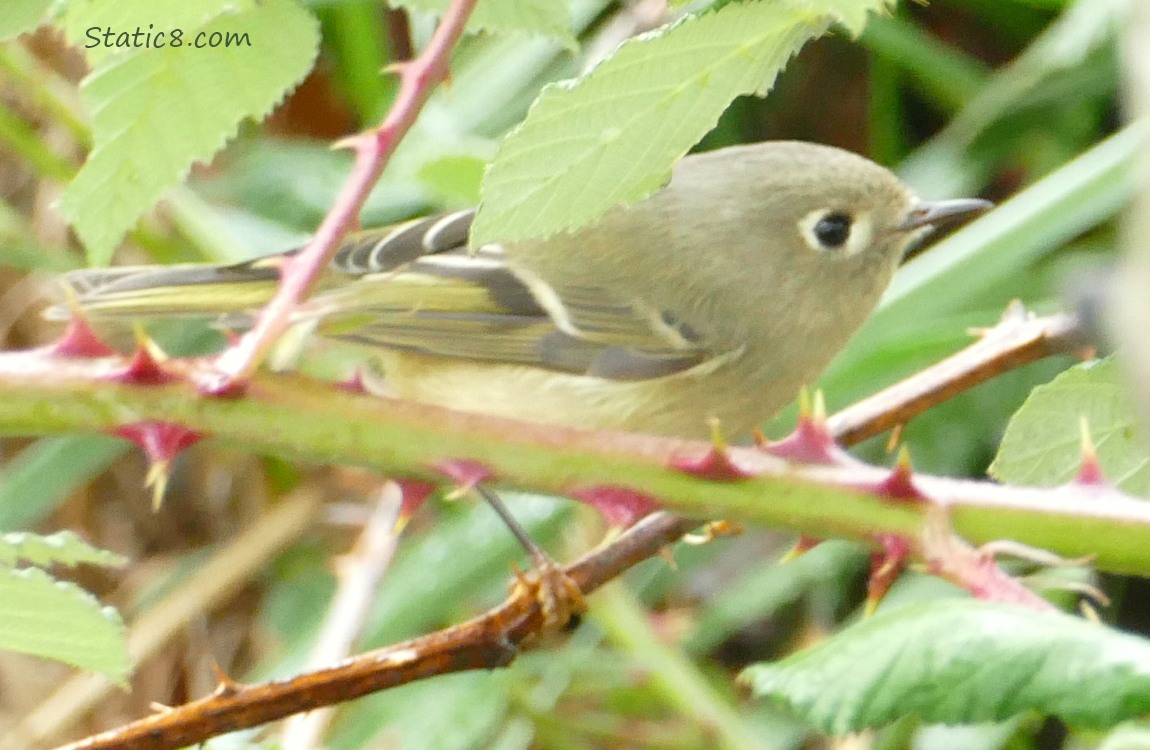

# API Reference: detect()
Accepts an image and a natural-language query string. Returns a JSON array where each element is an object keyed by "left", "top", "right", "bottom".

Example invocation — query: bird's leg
[{"left": 475, "top": 484, "right": 585, "bottom": 633}]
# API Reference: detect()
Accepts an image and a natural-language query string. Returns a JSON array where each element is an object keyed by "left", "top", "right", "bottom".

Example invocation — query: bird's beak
[{"left": 897, "top": 198, "right": 994, "bottom": 231}]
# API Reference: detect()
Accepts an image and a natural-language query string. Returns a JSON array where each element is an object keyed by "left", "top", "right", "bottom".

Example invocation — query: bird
[{"left": 52, "top": 141, "right": 991, "bottom": 439}]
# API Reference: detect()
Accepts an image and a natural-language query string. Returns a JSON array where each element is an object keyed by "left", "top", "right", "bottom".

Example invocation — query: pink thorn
[
  {"left": 111, "top": 344, "right": 177, "bottom": 386},
  {"left": 568, "top": 485, "right": 661, "bottom": 528},
  {"left": 396, "top": 479, "right": 437, "bottom": 518},
  {"left": 431, "top": 459, "right": 494, "bottom": 493},
  {"left": 866, "top": 533, "right": 912, "bottom": 609},
  {"left": 1073, "top": 419, "right": 1108, "bottom": 487},
  {"left": 760, "top": 417, "right": 856, "bottom": 465},
  {"left": 198, "top": 375, "right": 248, "bottom": 398},
  {"left": 779, "top": 535, "right": 822, "bottom": 563},
  {"left": 1075, "top": 456, "right": 1107, "bottom": 486},
  {"left": 670, "top": 446, "right": 751, "bottom": 482},
  {"left": 856, "top": 451, "right": 927, "bottom": 503},
  {"left": 114, "top": 421, "right": 204, "bottom": 466},
  {"left": 52, "top": 313, "right": 116, "bottom": 358},
  {"left": 337, "top": 368, "right": 369, "bottom": 394}
]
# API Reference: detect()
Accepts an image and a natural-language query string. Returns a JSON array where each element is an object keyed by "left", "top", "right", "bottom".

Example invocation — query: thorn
[
  {"left": 1080, "top": 599, "right": 1101, "bottom": 623},
  {"left": 970, "top": 300, "right": 1028, "bottom": 337},
  {"left": 568, "top": 485, "right": 661, "bottom": 529},
  {"left": 867, "top": 447, "right": 928, "bottom": 503},
  {"left": 431, "top": 459, "right": 494, "bottom": 499},
  {"left": 683, "top": 519, "right": 744, "bottom": 545},
  {"left": 211, "top": 660, "right": 242, "bottom": 695},
  {"left": 144, "top": 461, "right": 170, "bottom": 512},
  {"left": 395, "top": 479, "right": 437, "bottom": 525},
  {"left": 670, "top": 418, "right": 752, "bottom": 480},
  {"left": 761, "top": 389, "right": 857, "bottom": 465},
  {"left": 337, "top": 368, "right": 369, "bottom": 394},
  {"left": 111, "top": 329, "right": 177, "bottom": 386},
  {"left": 884, "top": 423, "right": 904, "bottom": 454},
  {"left": 812, "top": 389, "right": 827, "bottom": 423},
  {"left": 1074, "top": 416, "right": 1107, "bottom": 486},
  {"left": 866, "top": 534, "right": 911, "bottom": 613},
  {"left": 381, "top": 60, "right": 411, "bottom": 78},
  {"left": 52, "top": 310, "right": 116, "bottom": 358},
  {"left": 657, "top": 546, "right": 678, "bottom": 570},
  {"left": 779, "top": 535, "right": 821, "bottom": 563},
  {"left": 113, "top": 422, "right": 204, "bottom": 510},
  {"left": 332, "top": 131, "right": 372, "bottom": 151}
]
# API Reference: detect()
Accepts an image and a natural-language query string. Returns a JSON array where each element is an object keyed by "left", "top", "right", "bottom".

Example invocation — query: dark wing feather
[{"left": 54, "top": 209, "right": 718, "bottom": 380}]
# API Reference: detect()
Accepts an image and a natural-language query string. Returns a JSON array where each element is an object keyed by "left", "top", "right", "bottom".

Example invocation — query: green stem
[
  {"left": 590, "top": 582, "right": 771, "bottom": 750},
  {"left": 1, "top": 353, "right": 1149, "bottom": 575}
]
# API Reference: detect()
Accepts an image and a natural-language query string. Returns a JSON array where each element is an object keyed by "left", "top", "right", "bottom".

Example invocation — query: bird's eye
[{"left": 812, "top": 211, "right": 852, "bottom": 249}]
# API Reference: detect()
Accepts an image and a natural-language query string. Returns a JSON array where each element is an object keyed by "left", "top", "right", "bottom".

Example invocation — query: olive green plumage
[{"left": 54, "top": 141, "right": 990, "bottom": 437}]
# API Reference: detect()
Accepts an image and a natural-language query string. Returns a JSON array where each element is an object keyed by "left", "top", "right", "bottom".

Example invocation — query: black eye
[{"left": 813, "top": 211, "right": 852, "bottom": 249}]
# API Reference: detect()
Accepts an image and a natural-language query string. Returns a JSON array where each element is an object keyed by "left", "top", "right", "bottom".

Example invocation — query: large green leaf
[
  {"left": 471, "top": 0, "right": 893, "bottom": 246},
  {"left": 990, "top": 358, "right": 1150, "bottom": 496},
  {"left": 58, "top": 0, "right": 320, "bottom": 264},
  {"left": 0, "top": 566, "right": 128, "bottom": 683},
  {"left": 743, "top": 600, "right": 1150, "bottom": 734}
]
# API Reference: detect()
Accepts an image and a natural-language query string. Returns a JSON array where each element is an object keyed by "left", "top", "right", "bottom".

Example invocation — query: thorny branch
[
  {"left": 52, "top": 308, "right": 1098, "bottom": 750},
  {"left": 207, "top": 0, "right": 479, "bottom": 390}
]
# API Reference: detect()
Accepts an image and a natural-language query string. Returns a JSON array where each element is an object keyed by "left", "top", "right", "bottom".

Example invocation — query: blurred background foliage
[{"left": 0, "top": 0, "right": 1141, "bottom": 748}]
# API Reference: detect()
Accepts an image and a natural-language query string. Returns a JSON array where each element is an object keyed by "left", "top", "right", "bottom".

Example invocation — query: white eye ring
[{"left": 798, "top": 209, "right": 874, "bottom": 257}]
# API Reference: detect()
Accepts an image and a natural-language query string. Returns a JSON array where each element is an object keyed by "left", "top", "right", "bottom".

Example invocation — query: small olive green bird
[{"left": 55, "top": 142, "right": 990, "bottom": 438}]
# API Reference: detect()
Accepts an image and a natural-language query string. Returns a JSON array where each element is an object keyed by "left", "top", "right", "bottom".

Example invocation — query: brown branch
[
  {"left": 50, "top": 306, "right": 1092, "bottom": 750},
  {"left": 828, "top": 305, "right": 1087, "bottom": 445},
  {"left": 52, "top": 513, "right": 699, "bottom": 750},
  {"left": 208, "top": 0, "right": 479, "bottom": 390}
]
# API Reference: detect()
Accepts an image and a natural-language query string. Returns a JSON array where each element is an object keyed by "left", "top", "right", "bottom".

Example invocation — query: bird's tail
[{"left": 44, "top": 257, "right": 286, "bottom": 322}]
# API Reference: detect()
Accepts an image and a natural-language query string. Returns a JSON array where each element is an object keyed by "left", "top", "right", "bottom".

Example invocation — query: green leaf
[
  {"left": 0, "top": 435, "right": 128, "bottom": 531},
  {"left": 60, "top": 0, "right": 259, "bottom": 64},
  {"left": 471, "top": 0, "right": 892, "bottom": 246},
  {"left": 0, "top": 530, "right": 126, "bottom": 568},
  {"left": 742, "top": 599, "right": 1150, "bottom": 733},
  {"left": 0, "top": 565, "right": 129, "bottom": 683},
  {"left": 59, "top": 0, "right": 320, "bottom": 264},
  {"left": 783, "top": 0, "right": 893, "bottom": 36},
  {"left": 389, "top": 0, "right": 573, "bottom": 40},
  {"left": 0, "top": 0, "right": 54, "bottom": 40},
  {"left": 990, "top": 358, "right": 1150, "bottom": 496}
]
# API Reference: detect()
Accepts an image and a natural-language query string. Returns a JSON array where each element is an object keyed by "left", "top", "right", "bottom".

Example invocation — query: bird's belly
[{"left": 375, "top": 351, "right": 800, "bottom": 439}]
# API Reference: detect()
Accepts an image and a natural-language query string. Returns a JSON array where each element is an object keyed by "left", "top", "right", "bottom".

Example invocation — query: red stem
[{"left": 208, "top": 0, "right": 479, "bottom": 392}]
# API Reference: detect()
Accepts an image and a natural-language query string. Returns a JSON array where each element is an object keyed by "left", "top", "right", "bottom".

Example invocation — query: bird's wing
[
  {"left": 53, "top": 210, "right": 717, "bottom": 380},
  {"left": 318, "top": 212, "right": 714, "bottom": 380}
]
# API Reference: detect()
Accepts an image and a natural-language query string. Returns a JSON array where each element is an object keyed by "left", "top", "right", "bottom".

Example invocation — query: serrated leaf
[
  {"left": 785, "top": 0, "right": 894, "bottom": 36},
  {"left": 0, "top": 530, "right": 126, "bottom": 569},
  {"left": 0, "top": 566, "right": 129, "bottom": 683},
  {"left": 471, "top": 0, "right": 891, "bottom": 246},
  {"left": 989, "top": 358, "right": 1150, "bottom": 496},
  {"left": 61, "top": 0, "right": 259, "bottom": 64},
  {"left": 742, "top": 600, "right": 1150, "bottom": 734},
  {"left": 59, "top": 0, "right": 320, "bottom": 265},
  {"left": 0, "top": 0, "right": 54, "bottom": 40},
  {"left": 390, "top": 0, "right": 572, "bottom": 40}
]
